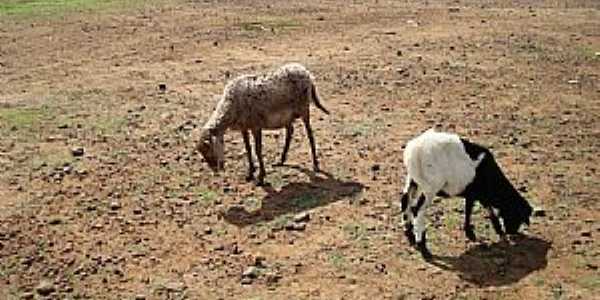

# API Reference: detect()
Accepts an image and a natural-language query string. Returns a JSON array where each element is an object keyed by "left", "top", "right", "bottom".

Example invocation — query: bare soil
[{"left": 1, "top": 1, "right": 599, "bottom": 299}]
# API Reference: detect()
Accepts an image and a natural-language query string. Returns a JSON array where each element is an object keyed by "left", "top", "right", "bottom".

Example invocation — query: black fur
[
  {"left": 400, "top": 180, "right": 417, "bottom": 213},
  {"left": 459, "top": 139, "right": 532, "bottom": 235},
  {"left": 411, "top": 195, "right": 426, "bottom": 217}
]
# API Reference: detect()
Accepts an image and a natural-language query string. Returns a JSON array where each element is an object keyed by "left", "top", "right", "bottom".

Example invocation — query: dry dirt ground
[{"left": 1, "top": 0, "right": 599, "bottom": 299}]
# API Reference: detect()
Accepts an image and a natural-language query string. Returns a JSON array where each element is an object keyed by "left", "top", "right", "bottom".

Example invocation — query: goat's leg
[
  {"left": 487, "top": 207, "right": 505, "bottom": 238},
  {"left": 275, "top": 124, "right": 294, "bottom": 166},
  {"left": 301, "top": 115, "right": 320, "bottom": 172},
  {"left": 464, "top": 197, "right": 477, "bottom": 242},
  {"left": 242, "top": 130, "right": 255, "bottom": 181},
  {"left": 413, "top": 192, "right": 434, "bottom": 260},
  {"left": 401, "top": 179, "right": 418, "bottom": 245},
  {"left": 251, "top": 129, "right": 266, "bottom": 186}
]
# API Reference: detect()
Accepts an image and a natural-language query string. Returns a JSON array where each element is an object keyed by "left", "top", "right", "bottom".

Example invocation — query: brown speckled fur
[{"left": 197, "top": 63, "right": 329, "bottom": 185}]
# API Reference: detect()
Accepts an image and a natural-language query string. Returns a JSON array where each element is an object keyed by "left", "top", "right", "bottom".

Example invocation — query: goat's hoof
[
  {"left": 418, "top": 246, "right": 433, "bottom": 261},
  {"left": 245, "top": 175, "right": 255, "bottom": 182},
  {"left": 313, "top": 166, "right": 321, "bottom": 173}
]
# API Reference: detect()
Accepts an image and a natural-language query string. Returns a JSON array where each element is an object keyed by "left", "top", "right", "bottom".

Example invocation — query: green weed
[
  {"left": 577, "top": 274, "right": 600, "bottom": 291},
  {"left": 290, "top": 193, "right": 321, "bottom": 210},
  {"left": 328, "top": 251, "right": 346, "bottom": 270},
  {"left": 0, "top": 0, "right": 146, "bottom": 18}
]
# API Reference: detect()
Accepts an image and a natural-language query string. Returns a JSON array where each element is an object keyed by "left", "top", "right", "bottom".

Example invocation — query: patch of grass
[
  {"left": 196, "top": 189, "right": 217, "bottom": 204},
  {"left": 340, "top": 118, "right": 385, "bottom": 138},
  {"left": 0, "top": 0, "right": 146, "bottom": 18},
  {"left": 575, "top": 46, "right": 599, "bottom": 61},
  {"left": 290, "top": 193, "right": 321, "bottom": 210},
  {"left": 270, "top": 214, "right": 292, "bottom": 230},
  {"left": 328, "top": 251, "right": 346, "bottom": 270},
  {"left": 342, "top": 223, "right": 367, "bottom": 241},
  {"left": 90, "top": 115, "right": 127, "bottom": 136},
  {"left": 577, "top": 274, "right": 600, "bottom": 291},
  {"left": 237, "top": 18, "right": 301, "bottom": 32},
  {"left": 243, "top": 197, "right": 261, "bottom": 211},
  {"left": 533, "top": 276, "right": 546, "bottom": 287},
  {"left": 30, "top": 145, "right": 73, "bottom": 170},
  {"left": 0, "top": 106, "right": 56, "bottom": 140}
]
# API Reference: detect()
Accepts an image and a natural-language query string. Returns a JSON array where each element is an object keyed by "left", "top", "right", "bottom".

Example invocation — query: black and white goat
[{"left": 400, "top": 129, "right": 533, "bottom": 260}]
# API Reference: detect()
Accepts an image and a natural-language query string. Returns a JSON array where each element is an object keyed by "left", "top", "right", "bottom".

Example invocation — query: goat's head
[
  {"left": 500, "top": 194, "right": 533, "bottom": 234},
  {"left": 197, "top": 129, "right": 224, "bottom": 172}
]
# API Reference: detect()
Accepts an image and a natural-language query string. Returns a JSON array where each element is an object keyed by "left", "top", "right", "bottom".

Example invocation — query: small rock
[
  {"left": 595, "top": 52, "right": 600, "bottom": 57},
  {"left": 448, "top": 7, "right": 460, "bottom": 13},
  {"left": 71, "top": 147, "right": 84, "bottom": 157},
  {"left": 567, "top": 79, "right": 579, "bottom": 85},
  {"left": 63, "top": 165, "right": 73, "bottom": 174},
  {"left": 36, "top": 280, "right": 55, "bottom": 296},
  {"left": 110, "top": 201, "right": 121, "bottom": 210},
  {"left": 581, "top": 231, "right": 592, "bottom": 238},
  {"left": 133, "top": 208, "right": 143, "bottom": 215},
  {"left": 230, "top": 243, "right": 242, "bottom": 254},
  {"left": 241, "top": 277, "right": 253, "bottom": 285},
  {"left": 204, "top": 226, "right": 212, "bottom": 235},
  {"left": 285, "top": 222, "right": 306, "bottom": 231},
  {"left": 134, "top": 294, "right": 146, "bottom": 300},
  {"left": 586, "top": 263, "right": 598, "bottom": 270},
  {"left": 158, "top": 83, "right": 167, "bottom": 92},
  {"left": 371, "top": 164, "right": 381, "bottom": 172},
  {"left": 48, "top": 217, "right": 62, "bottom": 225},
  {"left": 165, "top": 281, "right": 185, "bottom": 292},
  {"left": 242, "top": 266, "right": 259, "bottom": 278},
  {"left": 213, "top": 244, "right": 225, "bottom": 251},
  {"left": 254, "top": 255, "right": 266, "bottom": 267},
  {"left": 533, "top": 207, "right": 546, "bottom": 217},
  {"left": 21, "top": 292, "right": 34, "bottom": 299},
  {"left": 57, "top": 123, "right": 69, "bottom": 129},
  {"left": 293, "top": 212, "right": 310, "bottom": 223},
  {"left": 265, "top": 272, "right": 281, "bottom": 284}
]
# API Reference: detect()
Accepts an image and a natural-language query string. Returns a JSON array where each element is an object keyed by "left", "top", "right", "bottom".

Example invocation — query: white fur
[{"left": 402, "top": 129, "right": 485, "bottom": 242}]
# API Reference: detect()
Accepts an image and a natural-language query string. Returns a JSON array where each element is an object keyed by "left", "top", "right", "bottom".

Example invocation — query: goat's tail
[{"left": 311, "top": 84, "right": 330, "bottom": 115}]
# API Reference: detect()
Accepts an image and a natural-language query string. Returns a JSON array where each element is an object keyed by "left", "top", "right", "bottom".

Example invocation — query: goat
[
  {"left": 197, "top": 63, "right": 329, "bottom": 185},
  {"left": 400, "top": 129, "right": 533, "bottom": 260}
]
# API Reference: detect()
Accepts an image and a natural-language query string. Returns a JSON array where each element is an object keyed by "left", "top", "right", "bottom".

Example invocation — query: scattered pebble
[
  {"left": 204, "top": 226, "right": 213, "bottom": 235},
  {"left": 241, "top": 277, "right": 253, "bottom": 285},
  {"left": 110, "top": 201, "right": 121, "bottom": 210},
  {"left": 293, "top": 212, "right": 310, "bottom": 223},
  {"left": 285, "top": 222, "right": 306, "bottom": 231},
  {"left": 135, "top": 294, "right": 146, "bottom": 300},
  {"left": 48, "top": 217, "right": 62, "bottom": 225},
  {"left": 71, "top": 147, "right": 85, "bottom": 157},
  {"left": 533, "top": 207, "right": 546, "bottom": 217},
  {"left": 36, "top": 280, "right": 55, "bottom": 296},
  {"left": 242, "top": 266, "right": 259, "bottom": 278}
]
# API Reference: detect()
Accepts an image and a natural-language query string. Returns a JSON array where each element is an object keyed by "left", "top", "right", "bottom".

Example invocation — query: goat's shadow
[
  {"left": 429, "top": 235, "right": 551, "bottom": 287},
  {"left": 221, "top": 165, "right": 364, "bottom": 227}
]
